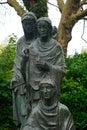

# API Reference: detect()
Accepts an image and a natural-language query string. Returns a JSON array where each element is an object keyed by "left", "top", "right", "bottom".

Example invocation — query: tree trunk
[{"left": 57, "top": 0, "right": 80, "bottom": 55}]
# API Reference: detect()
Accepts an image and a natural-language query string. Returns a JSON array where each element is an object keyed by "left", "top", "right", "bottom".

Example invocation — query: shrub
[
  {"left": 60, "top": 53, "right": 87, "bottom": 130},
  {"left": 0, "top": 35, "right": 17, "bottom": 130}
]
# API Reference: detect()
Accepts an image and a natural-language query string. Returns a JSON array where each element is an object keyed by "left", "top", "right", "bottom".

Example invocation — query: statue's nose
[{"left": 44, "top": 87, "right": 47, "bottom": 92}]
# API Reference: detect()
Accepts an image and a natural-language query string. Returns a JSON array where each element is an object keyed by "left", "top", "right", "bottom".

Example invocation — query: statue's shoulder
[
  {"left": 52, "top": 38, "right": 62, "bottom": 47},
  {"left": 29, "top": 38, "right": 39, "bottom": 50},
  {"left": 51, "top": 39, "right": 63, "bottom": 52},
  {"left": 16, "top": 36, "right": 25, "bottom": 46},
  {"left": 59, "top": 102, "right": 71, "bottom": 115},
  {"left": 33, "top": 38, "right": 39, "bottom": 45}
]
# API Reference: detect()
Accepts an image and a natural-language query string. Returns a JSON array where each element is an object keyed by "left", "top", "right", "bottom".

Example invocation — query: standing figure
[
  {"left": 21, "top": 78, "right": 75, "bottom": 130},
  {"left": 11, "top": 12, "right": 37, "bottom": 129},
  {"left": 27, "top": 17, "right": 66, "bottom": 107}
]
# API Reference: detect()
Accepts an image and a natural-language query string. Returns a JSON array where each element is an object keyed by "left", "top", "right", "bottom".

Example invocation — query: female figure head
[
  {"left": 21, "top": 12, "right": 37, "bottom": 40},
  {"left": 37, "top": 17, "right": 52, "bottom": 42}
]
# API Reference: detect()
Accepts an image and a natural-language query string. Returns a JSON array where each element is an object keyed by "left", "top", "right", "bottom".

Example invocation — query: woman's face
[
  {"left": 37, "top": 21, "right": 50, "bottom": 38},
  {"left": 22, "top": 17, "right": 36, "bottom": 33}
]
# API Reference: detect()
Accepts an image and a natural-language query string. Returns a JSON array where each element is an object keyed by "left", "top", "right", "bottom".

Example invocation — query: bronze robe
[
  {"left": 12, "top": 36, "right": 32, "bottom": 126},
  {"left": 22, "top": 101, "right": 75, "bottom": 130},
  {"left": 27, "top": 38, "right": 66, "bottom": 100}
]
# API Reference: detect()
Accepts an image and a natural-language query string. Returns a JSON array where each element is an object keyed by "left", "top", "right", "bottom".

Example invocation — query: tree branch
[
  {"left": 80, "top": 1, "right": 87, "bottom": 7},
  {"left": 75, "top": 9, "right": 87, "bottom": 20},
  {"left": 0, "top": 2, "right": 8, "bottom": 4},
  {"left": 47, "top": 1, "right": 58, "bottom": 8},
  {"left": 7, "top": 0, "right": 25, "bottom": 17},
  {"left": 57, "top": 0, "right": 64, "bottom": 13},
  {"left": 81, "top": 20, "right": 87, "bottom": 43}
]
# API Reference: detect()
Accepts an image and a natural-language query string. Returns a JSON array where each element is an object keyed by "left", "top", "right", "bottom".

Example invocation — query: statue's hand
[
  {"left": 36, "top": 62, "right": 44, "bottom": 70},
  {"left": 36, "top": 59, "right": 44, "bottom": 70},
  {"left": 11, "top": 77, "right": 17, "bottom": 86},
  {"left": 22, "top": 48, "right": 29, "bottom": 58},
  {"left": 10, "top": 77, "right": 20, "bottom": 92},
  {"left": 44, "top": 62, "right": 50, "bottom": 70},
  {"left": 36, "top": 61, "right": 49, "bottom": 71}
]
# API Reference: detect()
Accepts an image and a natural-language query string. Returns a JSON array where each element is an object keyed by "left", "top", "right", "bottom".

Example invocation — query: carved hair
[
  {"left": 37, "top": 17, "right": 52, "bottom": 30},
  {"left": 21, "top": 12, "right": 37, "bottom": 22}
]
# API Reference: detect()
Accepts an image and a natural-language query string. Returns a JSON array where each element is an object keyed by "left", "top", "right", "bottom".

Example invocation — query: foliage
[
  {"left": 60, "top": 53, "right": 87, "bottom": 130},
  {"left": 65, "top": 53, "right": 87, "bottom": 88},
  {"left": 22, "top": 0, "right": 48, "bottom": 18},
  {"left": 81, "top": 48, "right": 87, "bottom": 54},
  {"left": 0, "top": 35, "right": 17, "bottom": 130},
  {"left": 0, "top": 45, "right": 4, "bottom": 54}
]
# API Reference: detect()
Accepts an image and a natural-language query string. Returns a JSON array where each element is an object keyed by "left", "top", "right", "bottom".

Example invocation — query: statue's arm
[
  {"left": 44, "top": 44, "right": 66, "bottom": 75},
  {"left": 11, "top": 40, "right": 25, "bottom": 88},
  {"left": 64, "top": 109, "right": 76, "bottom": 130},
  {"left": 51, "top": 44, "right": 66, "bottom": 72},
  {"left": 60, "top": 103, "right": 76, "bottom": 130}
]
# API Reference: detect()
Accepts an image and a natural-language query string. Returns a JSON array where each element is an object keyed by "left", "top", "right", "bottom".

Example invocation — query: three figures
[{"left": 11, "top": 12, "right": 75, "bottom": 130}]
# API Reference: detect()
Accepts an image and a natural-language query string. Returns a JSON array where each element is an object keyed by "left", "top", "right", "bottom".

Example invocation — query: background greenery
[
  {"left": 0, "top": 36, "right": 87, "bottom": 130},
  {"left": 22, "top": 0, "right": 48, "bottom": 18},
  {"left": 60, "top": 53, "right": 87, "bottom": 130},
  {"left": 0, "top": 35, "right": 17, "bottom": 129}
]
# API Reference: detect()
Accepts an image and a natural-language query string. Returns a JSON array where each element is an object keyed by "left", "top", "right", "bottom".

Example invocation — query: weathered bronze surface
[
  {"left": 11, "top": 12, "right": 37, "bottom": 128},
  {"left": 11, "top": 13, "right": 75, "bottom": 130},
  {"left": 22, "top": 78, "right": 75, "bottom": 130}
]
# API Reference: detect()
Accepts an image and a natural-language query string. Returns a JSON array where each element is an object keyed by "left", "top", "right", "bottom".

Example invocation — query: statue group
[{"left": 11, "top": 12, "right": 75, "bottom": 130}]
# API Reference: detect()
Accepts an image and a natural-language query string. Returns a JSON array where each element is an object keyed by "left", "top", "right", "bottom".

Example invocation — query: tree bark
[
  {"left": 7, "top": 0, "right": 25, "bottom": 17},
  {"left": 57, "top": 0, "right": 81, "bottom": 55}
]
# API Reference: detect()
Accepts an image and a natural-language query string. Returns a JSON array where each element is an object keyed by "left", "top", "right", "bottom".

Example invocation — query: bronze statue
[
  {"left": 11, "top": 14, "right": 75, "bottom": 130},
  {"left": 24, "top": 17, "right": 66, "bottom": 108},
  {"left": 21, "top": 78, "right": 75, "bottom": 130},
  {"left": 11, "top": 12, "right": 37, "bottom": 129}
]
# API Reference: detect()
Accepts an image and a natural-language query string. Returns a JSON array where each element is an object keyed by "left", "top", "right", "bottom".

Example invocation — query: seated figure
[{"left": 21, "top": 78, "right": 75, "bottom": 130}]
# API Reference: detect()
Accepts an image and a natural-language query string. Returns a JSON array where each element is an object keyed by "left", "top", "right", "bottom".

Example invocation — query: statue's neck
[
  {"left": 40, "top": 36, "right": 50, "bottom": 43},
  {"left": 24, "top": 32, "right": 34, "bottom": 41},
  {"left": 43, "top": 96, "right": 56, "bottom": 107}
]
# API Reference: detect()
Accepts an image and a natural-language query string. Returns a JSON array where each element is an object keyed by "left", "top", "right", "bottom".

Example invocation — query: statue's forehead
[
  {"left": 40, "top": 83, "right": 54, "bottom": 89},
  {"left": 22, "top": 16, "right": 35, "bottom": 21},
  {"left": 21, "top": 12, "right": 37, "bottom": 21},
  {"left": 38, "top": 20, "right": 48, "bottom": 24}
]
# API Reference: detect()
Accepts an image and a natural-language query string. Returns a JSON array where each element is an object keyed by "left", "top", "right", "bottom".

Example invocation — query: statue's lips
[
  {"left": 40, "top": 31, "right": 47, "bottom": 35},
  {"left": 43, "top": 93, "right": 51, "bottom": 99}
]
